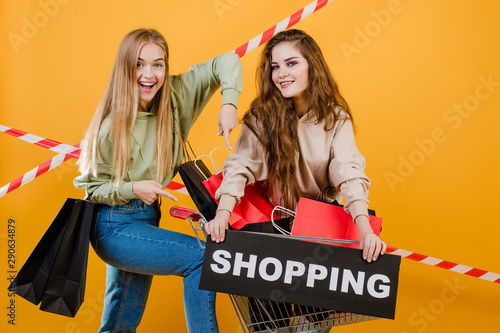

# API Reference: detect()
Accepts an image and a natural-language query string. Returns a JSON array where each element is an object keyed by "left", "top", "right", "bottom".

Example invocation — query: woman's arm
[
  {"left": 354, "top": 215, "right": 387, "bottom": 262},
  {"left": 328, "top": 117, "right": 386, "bottom": 262},
  {"left": 74, "top": 158, "right": 138, "bottom": 206},
  {"left": 217, "top": 103, "right": 238, "bottom": 149},
  {"left": 74, "top": 128, "right": 177, "bottom": 206},
  {"left": 205, "top": 123, "right": 269, "bottom": 242},
  {"left": 172, "top": 52, "right": 242, "bottom": 147}
]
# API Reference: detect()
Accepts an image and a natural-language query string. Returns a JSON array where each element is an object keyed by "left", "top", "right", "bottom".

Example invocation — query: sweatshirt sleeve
[
  {"left": 173, "top": 52, "right": 243, "bottom": 131},
  {"left": 215, "top": 123, "right": 269, "bottom": 212},
  {"left": 328, "top": 118, "right": 371, "bottom": 220},
  {"left": 73, "top": 136, "right": 138, "bottom": 206}
]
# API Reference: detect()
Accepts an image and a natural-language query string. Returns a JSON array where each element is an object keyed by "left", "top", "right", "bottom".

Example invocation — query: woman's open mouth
[
  {"left": 139, "top": 82, "right": 156, "bottom": 92},
  {"left": 279, "top": 80, "right": 294, "bottom": 89}
]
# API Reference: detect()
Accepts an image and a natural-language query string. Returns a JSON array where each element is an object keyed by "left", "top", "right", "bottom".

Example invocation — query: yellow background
[{"left": 1, "top": 0, "right": 500, "bottom": 332}]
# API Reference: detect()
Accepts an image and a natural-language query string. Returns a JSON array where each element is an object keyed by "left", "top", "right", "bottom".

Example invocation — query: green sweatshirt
[{"left": 74, "top": 52, "right": 242, "bottom": 206}]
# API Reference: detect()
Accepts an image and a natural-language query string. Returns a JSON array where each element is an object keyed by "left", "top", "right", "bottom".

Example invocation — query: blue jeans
[{"left": 90, "top": 199, "right": 218, "bottom": 333}]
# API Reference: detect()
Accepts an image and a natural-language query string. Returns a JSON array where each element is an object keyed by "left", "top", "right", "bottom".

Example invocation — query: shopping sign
[{"left": 200, "top": 230, "right": 401, "bottom": 319}]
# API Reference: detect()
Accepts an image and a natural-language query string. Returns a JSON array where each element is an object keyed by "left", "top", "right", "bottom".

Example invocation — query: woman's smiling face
[
  {"left": 136, "top": 42, "right": 166, "bottom": 111},
  {"left": 271, "top": 42, "right": 309, "bottom": 105}
]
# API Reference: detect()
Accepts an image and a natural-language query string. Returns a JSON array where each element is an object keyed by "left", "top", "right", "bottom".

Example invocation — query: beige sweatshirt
[{"left": 215, "top": 107, "right": 371, "bottom": 221}]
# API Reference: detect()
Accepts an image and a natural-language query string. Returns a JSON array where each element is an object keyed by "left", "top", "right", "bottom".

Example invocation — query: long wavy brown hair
[
  {"left": 243, "top": 29, "right": 353, "bottom": 208},
  {"left": 79, "top": 29, "right": 174, "bottom": 185}
]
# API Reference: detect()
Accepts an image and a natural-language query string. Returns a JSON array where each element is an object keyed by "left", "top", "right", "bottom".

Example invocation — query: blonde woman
[
  {"left": 74, "top": 28, "right": 242, "bottom": 333},
  {"left": 206, "top": 29, "right": 386, "bottom": 262}
]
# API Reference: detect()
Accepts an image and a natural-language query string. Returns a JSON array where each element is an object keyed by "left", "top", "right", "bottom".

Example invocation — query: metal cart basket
[{"left": 170, "top": 206, "right": 379, "bottom": 332}]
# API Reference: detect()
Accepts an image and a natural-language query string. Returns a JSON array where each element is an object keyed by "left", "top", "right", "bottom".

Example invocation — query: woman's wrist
[
  {"left": 216, "top": 208, "right": 232, "bottom": 218},
  {"left": 354, "top": 215, "right": 374, "bottom": 234},
  {"left": 353, "top": 214, "right": 369, "bottom": 225}
]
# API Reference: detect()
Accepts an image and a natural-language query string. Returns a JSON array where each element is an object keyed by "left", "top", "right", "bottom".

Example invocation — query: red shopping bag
[
  {"left": 202, "top": 173, "right": 280, "bottom": 230},
  {"left": 291, "top": 197, "right": 382, "bottom": 248}
]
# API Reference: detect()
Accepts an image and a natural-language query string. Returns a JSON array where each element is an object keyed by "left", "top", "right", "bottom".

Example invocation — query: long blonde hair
[
  {"left": 243, "top": 29, "right": 352, "bottom": 208},
  {"left": 78, "top": 28, "right": 173, "bottom": 185}
]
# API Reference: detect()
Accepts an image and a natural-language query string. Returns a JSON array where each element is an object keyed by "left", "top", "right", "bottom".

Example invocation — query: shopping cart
[{"left": 170, "top": 206, "right": 379, "bottom": 332}]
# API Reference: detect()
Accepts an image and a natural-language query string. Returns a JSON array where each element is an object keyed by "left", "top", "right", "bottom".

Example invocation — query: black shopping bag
[
  {"left": 178, "top": 160, "right": 218, "bottom": 221},
  {"left": 39, "top": 199, "right": 94, "bottom": 317},
  {"left": 12, "top": 199, "right": 75, "bottom": 304},
  {"left": 11, "top": 198, "right": 95, "bottom": 317}
]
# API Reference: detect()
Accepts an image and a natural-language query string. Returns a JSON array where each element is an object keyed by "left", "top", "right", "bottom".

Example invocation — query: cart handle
[{"left": 169, "top": 206, "right": 201, "bottom": 221}]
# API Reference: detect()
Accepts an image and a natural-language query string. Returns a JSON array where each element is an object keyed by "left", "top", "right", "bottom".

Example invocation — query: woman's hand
[
  {"left": 132, "top": 180, "right": 178, "bottom": 205},
  {"left": 217, "top": 103, "right": 238, "bottom": 150},
  {"left": 205, "top": 209, "right": 230, "bottom": 243},
  {"left": 355, "top": 215, "right": 386, "bottom": 263}
]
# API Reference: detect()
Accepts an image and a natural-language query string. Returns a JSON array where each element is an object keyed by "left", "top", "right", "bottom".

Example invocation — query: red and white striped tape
[
  {"left": 0, "top": 125, "right": 82, "bottom": 198},
  {"left": 0, "top": 144, "right": 81, "bottom": 198},
  {"left": 0, "top": 126, "right": 188, "bottom": 197},
  {"left": 0, "top": 125, "right": 81, "bottom": 158},
  {"left": 232, "top": 0, "right": 334, "bottom": 57},
  {"left": 386, "top": 246, "right": 500, "bottom": 283}
]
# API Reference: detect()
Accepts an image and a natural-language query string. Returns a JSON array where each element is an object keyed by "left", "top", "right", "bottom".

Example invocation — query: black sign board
[{"left": 200, "top": 230, "right": 401, "bottom": 319}]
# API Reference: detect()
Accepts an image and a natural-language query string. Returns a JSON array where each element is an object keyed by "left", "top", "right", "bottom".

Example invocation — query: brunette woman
[{"left": 206, "top": 29, "right": 386, "bottom": 262}]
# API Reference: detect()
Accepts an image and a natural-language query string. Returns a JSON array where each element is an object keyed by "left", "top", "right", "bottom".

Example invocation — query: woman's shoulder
[
  {"left": 168, "top": 73, "right": 182, "bottom": 91},
  {"left": 333, "top": 105, "right": 350, "bottom": 120}
]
